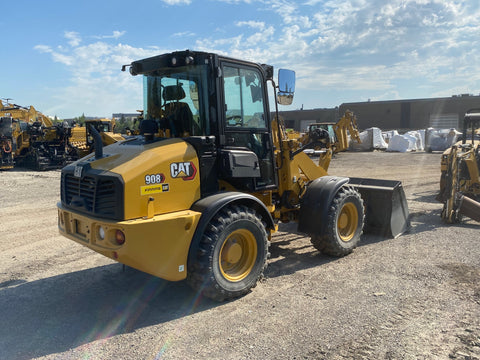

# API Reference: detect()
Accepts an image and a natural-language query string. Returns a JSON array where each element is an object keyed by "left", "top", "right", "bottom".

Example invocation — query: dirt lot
[{"left": 1, "top": 151, "right": 479, "bottom": 360}]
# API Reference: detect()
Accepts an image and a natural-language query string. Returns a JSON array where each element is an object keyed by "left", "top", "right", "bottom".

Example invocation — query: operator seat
[
  {"left": 140, "top": 119, "right": 159, "bottom": 141},
  {"left": 162, "top": 85, "right": 194, "bottom": 136}
]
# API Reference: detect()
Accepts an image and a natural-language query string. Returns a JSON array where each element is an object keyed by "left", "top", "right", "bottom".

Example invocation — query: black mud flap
[{"left": 348, "top": 177, "right": 410, "bottom": 238}]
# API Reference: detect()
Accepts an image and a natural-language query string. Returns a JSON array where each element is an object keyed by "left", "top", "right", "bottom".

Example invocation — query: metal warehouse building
[{"left": 279, "top": 94, "right": 480, "bottom": 132}]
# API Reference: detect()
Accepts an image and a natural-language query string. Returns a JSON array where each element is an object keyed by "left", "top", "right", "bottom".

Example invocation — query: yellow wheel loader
[
  {"left": 438, "top": 109, "right": 480, "bottom": 223},
  {"left": 57, "top": 50, "right": 409, "bottom": 301}
]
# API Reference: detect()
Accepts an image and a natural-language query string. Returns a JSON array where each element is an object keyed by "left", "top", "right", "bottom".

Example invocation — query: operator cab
[
  {"left": 0, "top": 117, "right": 13, "bottom": 138},
  {"left": 462, "top": 109, "right": 480, "bottom": 144},
  {"left": 126, "top": 50, "right": 295, "bottom": 194},
  {"left": 85, "top": 119, "right": 114, "bottom": 148}
]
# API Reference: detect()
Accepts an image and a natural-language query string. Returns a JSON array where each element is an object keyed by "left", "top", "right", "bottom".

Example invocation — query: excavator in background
[
  {"left": 57, "top": 50, "right": 409, "bottom": 301},
  {"left": 298, "top": 110, "right": 362, "bottom": 171},
  {"left": 438, "top": 109, "right": 480, "bottom": 223}
]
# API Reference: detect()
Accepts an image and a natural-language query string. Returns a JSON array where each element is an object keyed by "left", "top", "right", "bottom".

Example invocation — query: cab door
[{"left": 220, "top": 63, "right": 276, "bottom": 191}]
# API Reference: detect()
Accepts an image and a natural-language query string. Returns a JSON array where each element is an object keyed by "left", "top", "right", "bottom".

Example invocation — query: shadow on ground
[
  {"left": 410, "top": 189, "right": 441, "bottom": 204},
  {"left": 0, "top": 265, "right": 218, "bottom": 359},
  {"left": 266, "top": 222, "right": 402, "bottom": 279},
  {"left": 4, "top": 192, "right": 474, "bottom": 359},
  {"left": 266, "top": 235, "right": 336, "bottom": 279},
  {"left": 0, "top": 221, "right": 416, "bottom": 359}
]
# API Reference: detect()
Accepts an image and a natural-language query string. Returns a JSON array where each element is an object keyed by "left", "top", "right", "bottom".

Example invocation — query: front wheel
[
  {"left": 187, "top": 205, "right": 269, "bottom": 301},
  {"left": 311, "top": 186, "right": 364, "bottom": 257}
]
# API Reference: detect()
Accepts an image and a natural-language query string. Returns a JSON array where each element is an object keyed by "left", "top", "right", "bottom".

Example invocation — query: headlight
[{"left": 98, "top": 226, "right": 105, "bottom": 240}]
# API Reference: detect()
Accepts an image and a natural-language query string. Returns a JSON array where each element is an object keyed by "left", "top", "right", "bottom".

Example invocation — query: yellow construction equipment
[
  {"left": 1, "top": 99, "right": 124, "bottom": 169},
  {"left": 297, "top": 110, "right": 361, "bottom": 170},
  {"left": 0, "top": 116, "right": 15, "bottom": 169},
  {"left": 438, "top": 109, "right": 480, "bottom": 223},
  {"left": 57, "top": 50, "right": 409, "bottom": 301},
  {"left": 69, "top": 118, "right": 125, "bottom": 158},
  {"left": 1, "top": 101, "right": 40, "bottom": 168},
  {"left": 0, "top": 100, "right": 51, "bottom": 126},
  {"left": 0, "top": 100, "right": 71, "bottom": 170},
  {"left": 301, "top": 110, "right": 361, "bottom": 151}
]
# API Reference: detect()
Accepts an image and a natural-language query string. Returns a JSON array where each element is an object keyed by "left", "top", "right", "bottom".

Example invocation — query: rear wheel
[
  {"left": 311, "top": 186, "right": 364, "bottom": 257},
  {"left": 187, "top": 205, "right": 269, "bottom": 301}
]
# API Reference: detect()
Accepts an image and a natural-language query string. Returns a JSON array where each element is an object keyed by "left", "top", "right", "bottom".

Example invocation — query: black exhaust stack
[{"left": 88, "top": 124, "right": 103, "bottom": 159}]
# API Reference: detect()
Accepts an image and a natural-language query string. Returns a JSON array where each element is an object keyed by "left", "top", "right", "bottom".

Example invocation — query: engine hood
[{"left": 63, "top": 137, "right": 201, "bottom": 220}]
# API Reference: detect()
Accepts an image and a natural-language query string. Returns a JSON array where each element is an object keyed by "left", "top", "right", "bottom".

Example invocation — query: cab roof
[{"left": 127, "top": 49, "right": 274, "bottom": 80}]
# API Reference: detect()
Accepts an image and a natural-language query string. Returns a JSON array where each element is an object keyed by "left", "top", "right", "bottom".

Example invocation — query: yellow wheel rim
[
  {"left": 337, "top": 202, "right": 358, "bottom": 242},
  {"left": 219, "top": 229, "right": 257, "bottom": 282}
]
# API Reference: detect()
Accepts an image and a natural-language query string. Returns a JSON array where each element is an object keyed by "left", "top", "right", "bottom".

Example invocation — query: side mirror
[{"left": 277, "top": 69, "right": 295, "bottom": 105}]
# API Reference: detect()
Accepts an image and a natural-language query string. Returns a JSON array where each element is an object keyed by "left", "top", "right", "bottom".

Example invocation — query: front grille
[{"left": 61, "top": 169, "right": 124, "bottom": 219}]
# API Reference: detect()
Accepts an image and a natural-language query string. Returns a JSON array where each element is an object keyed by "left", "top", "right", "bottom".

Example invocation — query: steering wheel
[{"left": 226, "top": 115, "right": 243, "bottom": 127}]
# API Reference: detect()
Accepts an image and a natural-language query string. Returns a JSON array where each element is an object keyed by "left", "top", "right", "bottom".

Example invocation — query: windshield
[
  {"left": 88, "top": 121, "right": 111, "bottom": 133},
  {"left": 143, "top": 65, "right": 210, "bottom": 137},
  {"left": 0, "top": 117, "right": 13, "bottom": 137},
  {"left": 310, "top": 124, "right": 336, "bottom": 142}
]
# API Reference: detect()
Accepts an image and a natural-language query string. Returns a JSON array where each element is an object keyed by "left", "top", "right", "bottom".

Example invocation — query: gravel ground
[{"left": 0, "top": 151, "right": 479, "bottom": 360}]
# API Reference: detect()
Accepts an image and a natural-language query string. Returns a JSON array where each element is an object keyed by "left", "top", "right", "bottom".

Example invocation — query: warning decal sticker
[{"left": 140, "top": 183, "right": 170, "bottom": 195}]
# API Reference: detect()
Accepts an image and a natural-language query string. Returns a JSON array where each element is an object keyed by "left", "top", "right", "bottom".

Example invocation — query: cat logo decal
[{"left": 170, "top": 162, "right": 197, "bottom": 180}]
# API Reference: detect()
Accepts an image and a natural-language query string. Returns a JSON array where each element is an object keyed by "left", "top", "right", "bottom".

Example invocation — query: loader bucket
[
  {"left": 348, "top": 177, "right": 410, "bottom": 238},
  {"left": 458, "top": 194, "right": 480, "bottom": 222}
]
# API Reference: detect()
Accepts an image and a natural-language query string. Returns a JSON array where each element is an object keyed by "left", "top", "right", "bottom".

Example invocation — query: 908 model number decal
[{"left": 145, "top": 173, "right": 165, "bottom": 185}]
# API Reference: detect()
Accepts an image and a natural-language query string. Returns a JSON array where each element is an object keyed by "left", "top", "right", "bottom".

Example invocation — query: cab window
[
  {"left": 223, "top": 66, "right": 266, "bottom": 129},
  {"left": 143, "top": 65, "right": 209, "bottom": 137},
  {"left": 222, "top": 64, "right": 275, "bottom": 189}
]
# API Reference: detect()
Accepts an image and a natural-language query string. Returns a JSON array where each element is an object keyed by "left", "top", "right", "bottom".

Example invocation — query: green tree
[
  {"left": 114, "top": 115, "right": 134, "bottom": 134},
  {"left": 73, "top": 113, "right": 86, "bottom": 126}
]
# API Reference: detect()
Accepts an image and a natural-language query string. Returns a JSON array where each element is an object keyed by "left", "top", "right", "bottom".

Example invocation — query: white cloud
[
  {"left": 368, "top": 90, "right": 401, "bottom": 102},
  {"left": 235, "top": 20, "right": 265, "bottom": 30},
  {"left": 64, "top": 31, "right": 81, "bottom": 47},
  {"left": 34, "top": 44, "right": 75, "bottom": 66},
  {"left": 214, "top": 0, "right": 479, "bottom": 106},
  {"left": 34, "top": 36, "right": 170, "bottom": 117},
  {"left": 232, "top": 20, "right": 275, "bottom": 47},
  {"left": 162, "top": 0, "right": 192, "bottom": 4},
  {"left": 172, "top": 31, "right": 196, "bottom": 37},
  {"left": 245, "top": 26, "right": 275, "bottom": 46},
  {"left": 215, "top": 0, "right": 254, "bottom": 3},
  {"left": 34, "top": 45, "right": 51, "bottom": 53},
  {"left": 34, "top": 0, "right": 480, "bottom": 115},
  {"left": 93, "top": 31, "right": 127, "bottom": 40}
]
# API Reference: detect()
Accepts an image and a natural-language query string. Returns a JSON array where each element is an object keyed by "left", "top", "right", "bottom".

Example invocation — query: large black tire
[
  {"left": 311, "top": 186, "right": 364, "bottom": 257},
  {"left": 187, "top": 205, "right": 269, "bottom": 301}
]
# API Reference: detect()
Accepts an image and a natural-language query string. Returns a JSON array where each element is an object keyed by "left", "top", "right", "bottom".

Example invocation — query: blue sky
[{"left": 2, "top": 0, "right": 480, "bottom": 119}]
